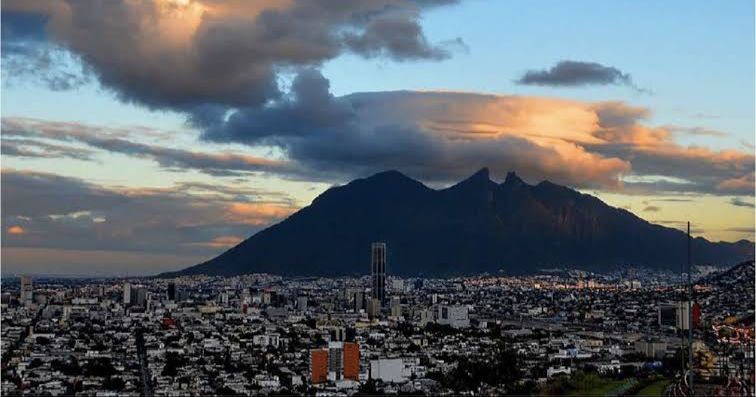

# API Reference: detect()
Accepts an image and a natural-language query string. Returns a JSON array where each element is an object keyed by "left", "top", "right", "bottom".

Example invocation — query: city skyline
[{"left": 1, "top": 0, "right": 754, "bottom": 276}]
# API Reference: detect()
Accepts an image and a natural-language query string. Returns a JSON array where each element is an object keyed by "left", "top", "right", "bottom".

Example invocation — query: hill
[{"left": 163, "top": 169, "right": 754, "bottom": 277}]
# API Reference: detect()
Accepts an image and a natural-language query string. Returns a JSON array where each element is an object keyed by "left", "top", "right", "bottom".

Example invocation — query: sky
[{"left": 1, "top": 0, "right": 754, "bottom": 276}]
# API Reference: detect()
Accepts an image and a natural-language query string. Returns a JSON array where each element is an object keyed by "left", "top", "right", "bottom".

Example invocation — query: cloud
[
  {"left": 730, "top": 197, "right": 755, "bottom": 208},
  {"left": 724, "top": 226, "right": 755, "bottom": 234},
  {"left": 665, "top": 126, "right": 728, "bottom": 138},
  {"left": 643, "top": 205, "right": 661, "bottom": 212},
  {"left": 517, "top": 60, "right": 649, "bottom": 93},
  {"left": 1, "top": 137, "right": 95, "bottom": 161},
  {"left": 342, "top": 13, "right": 452, "bottom": 61},
  {"left": 648, "top": 198, "right": 693, "bottom": 202},
  {"left": 7, "top": 225, "right": 25, "bottom": 235},
  {"left": 1, "top": 117, "right": 298, "bottom": 177},
  {"left": 717, "top": 174, "right": 755, "bottom": 194},
  {"left": 199, "top": 69, "right": 632, "bottom": 189},
  {"left": 1, "top": 169, "right": 297, "bottom": 256},
  {"left": 1, "top": 0, "right": 460, "bottom": 109},
  {"left": 198, "top": 69, "right": 753, "bottom": 195}
]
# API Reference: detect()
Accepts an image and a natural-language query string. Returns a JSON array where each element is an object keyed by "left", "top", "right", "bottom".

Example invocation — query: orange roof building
[
  {"left": 343, "top": 342, "right": 360, "bottom": 380},
  {"left": 310, "top": 349, "right": 329, "bottom": 384}
]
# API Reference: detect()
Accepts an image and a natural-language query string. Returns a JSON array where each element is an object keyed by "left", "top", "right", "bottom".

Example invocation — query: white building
[
  {"left": 370, "top": 358, "right": 405, "bottom": 383},
  {"left": 123, "top": 282, "right": 131, "bottom": 305},
  {"left": 437, "top": 305, "right": 470, "bottom": 328}
]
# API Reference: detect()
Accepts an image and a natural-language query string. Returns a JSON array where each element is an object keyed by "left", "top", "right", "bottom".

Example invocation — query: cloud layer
[
  {"left": 2, "top": 0, "right": 460, "bottom": 109},
  {"left": 198, "top": 70, "right": 753, "bottom": 195},
  {"left": 2, "top": 169, "right": 296, "bottom": 256}
]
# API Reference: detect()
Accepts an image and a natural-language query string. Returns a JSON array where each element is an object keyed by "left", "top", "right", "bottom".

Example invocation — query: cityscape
[
  {"left": 1, "top": 243, "right": 754, "bottom": 396},
  {"left": 1, "top": 0, "right": 755, "bottom": 396}
]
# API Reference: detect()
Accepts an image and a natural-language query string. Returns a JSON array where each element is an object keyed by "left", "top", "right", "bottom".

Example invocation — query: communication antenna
[{"left": 687, "top": 222, "right": 694, "bottom": 393}]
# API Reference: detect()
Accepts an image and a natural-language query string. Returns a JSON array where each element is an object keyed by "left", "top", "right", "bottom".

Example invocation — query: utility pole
[{"left": 687, "top": 221, "right": 694, "bottom": 394}]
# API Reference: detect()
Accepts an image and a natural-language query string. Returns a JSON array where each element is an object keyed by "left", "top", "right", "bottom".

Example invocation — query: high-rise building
[
  {"left": 371, "top": 242, "right": 386, "bottom": 307},
  {"left": 658, "top": 301, "right": 701, "bottom": 330},
  {"left": 130, "top": 286, "right": 147, "bottom": 308},
  {"left": 310, "top": 349, "right": 329, "bottom": 384},
  {"left": 328, "top": 342, "right": 343, "bottom": 378},
  {"left": 167, "top": 282, "right": 176, "bottom": 301},
  {"left": 353, "top": 290, "right": 365, "bottom": 313},
  {"left": 343, "top": 342, "right": 360, "bottom": 380},
  {"left": 19, "top": 275, "right": 32, "bottom": 303},
  {"left": 123, "top": 282, "right": 132, "bottom": 305}
]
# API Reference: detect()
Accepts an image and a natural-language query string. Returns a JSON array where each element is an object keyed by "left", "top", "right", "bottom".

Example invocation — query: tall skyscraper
[
  {"left": 123, "top": 282, "right": 131, "bottom": 305},
  {"left": 328, "top": 342, "right": 343, "bottom": 378},
  {"left": 167, "top": 282, "right": 176, "bottom": 301},
  {"left": 19, "top": 275, "right": 32, "bottom": 303},
  {"left": 371, "top": 242, "right": 386, "bottom": 307}
]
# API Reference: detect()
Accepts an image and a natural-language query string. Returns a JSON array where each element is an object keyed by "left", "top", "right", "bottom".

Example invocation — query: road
[{"left": 135, "top": 328, "right": 153, "bottom": 396}]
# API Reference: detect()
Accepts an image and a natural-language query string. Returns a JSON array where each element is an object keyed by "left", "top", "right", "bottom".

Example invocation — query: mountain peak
[
  {"left": 447, "top": 167, "right": 495, "bottom": 191},
  {"left": 502, "top": 170, "right": 527, "bottom": 187},
  {"left": 469, "top": 167, "right": 490, "bottom": 181}
]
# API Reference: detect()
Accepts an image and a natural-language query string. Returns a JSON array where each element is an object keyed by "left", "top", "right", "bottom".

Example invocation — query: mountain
[
  {"left": 164, "top": 168, "right": 754, "bottom": 277},
  {"left": 702, "top": 260, "right": 755, "bottom": 287}
]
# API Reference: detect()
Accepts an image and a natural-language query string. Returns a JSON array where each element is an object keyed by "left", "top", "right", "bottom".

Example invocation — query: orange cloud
[
  {"left": 718, "top": 173, "right": 755, "bottom": 193},
  {"left": 7, "top": 225, "right": 25, "bottom": 235},
  {"left": 191, "top": 235, "right": 244, "bottom": 249},
  {"left": 226, "top": 202, "right": 296, "bottom": 225}
]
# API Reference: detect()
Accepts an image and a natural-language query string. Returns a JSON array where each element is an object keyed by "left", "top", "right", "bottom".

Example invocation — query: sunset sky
[{"left": 1, "top": 0, "right": 754, "bottom": 276}]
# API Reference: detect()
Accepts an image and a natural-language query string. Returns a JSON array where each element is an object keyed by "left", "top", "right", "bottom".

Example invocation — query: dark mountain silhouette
[{"left": 164, "top": 168, "right": 754, "bottom": 277}]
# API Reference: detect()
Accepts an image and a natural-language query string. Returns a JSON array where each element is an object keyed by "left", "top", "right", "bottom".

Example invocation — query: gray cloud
[
  {"left": 517, "top": 60, "right": 648, "bottom": 93},
  {"left": 2, "top": 0, "right": 460, "bottom": 110},
  {"left": 342, "top": 14, "right": 451, "bottom": 61},
  {"left": 731, "top": 197, "right": 755, "bottom": 208},
  {"left": 1, "top": 138, "right": 94, "bottom": 161},
  {"left": 643, "top": 205, "right": 661, "bottom": 212},
  {"left": 199, "top": 69, "right": 631, "bottom": 189},
  {"left": 198, "top": 69, "right": 753, "bottom": 195},
  {"left": 2, "top": 169, "right": 296, "bottom": 256},
  {"left": 1, "top": 117, "right": 298, "bottom": 178},
  {"left": 666, "top": 126, "right": 728, "bottom": 137}
]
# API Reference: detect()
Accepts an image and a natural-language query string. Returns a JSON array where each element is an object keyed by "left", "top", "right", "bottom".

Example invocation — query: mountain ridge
[{"left": 162, "top": 169, "right": 754, "bottom": 278}]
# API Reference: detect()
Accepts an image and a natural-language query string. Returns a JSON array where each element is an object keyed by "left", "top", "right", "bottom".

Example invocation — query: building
[
  {"left": 167, "top": 282, "right": 176, "bottom": 301},
  {"left": 659, "top": 301, "right": 701, "bottom": 330},
  {"left": 437, "top": 304, "right": 470, "bottom": 328},
  {"left": 123, "top": 282, "right": 131, "bottom": 305},
  {"left": 297, "top": 296, "right": 308, "bottom": 310},
  {"left": 371, "top": 242, "right": 387, "bottom": 307},
  {"left": 370, "top": 358, "right": 404, "bottom": 383},
  {"left": 634, "top": 339, "right": 668, "bottom": 359},
  {"left": 330, "top": 327, "right": 346, "bottom": 342},
  {"left": 367, "top": 297, "right": 381, "bottom": 319},
  {"left": 328, "top": 342, "right": 344, "bottom": 379},
  {"left": 19, "top": 275, "right": 32, "bottom": 303},
  {"left": 310, "top": 349, "right": 329, "bottom": 384},
  {"left": 130, "top": 286, "right": 147, "bottom": 308},
  {"left": 353, "top": 290, "right": 366, "bottom": 313},
  {"left": 343, "top": 342, "right": 360, "bottom": 381},
  {"left": 658, "top": 303, "right": 677, "bottom": 327}
]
